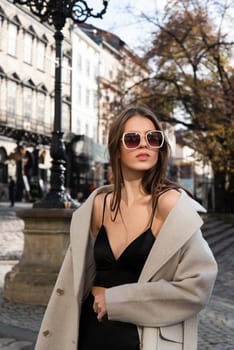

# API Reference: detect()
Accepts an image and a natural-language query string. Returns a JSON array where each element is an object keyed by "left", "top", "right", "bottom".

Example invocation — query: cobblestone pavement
[
  {"left": 197, "top": 243, "right": 234, "bottom": 350},
  {"left": 0, "top": 205, "right": 233, "bottom": 349},
  {"left": 198, "top": 299, "right": 234, "bottom": 350}
]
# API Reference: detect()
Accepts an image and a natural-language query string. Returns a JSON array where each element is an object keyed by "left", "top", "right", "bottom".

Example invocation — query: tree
[{"left": 117, "top": 0, "right": 234, "bottom": 212}]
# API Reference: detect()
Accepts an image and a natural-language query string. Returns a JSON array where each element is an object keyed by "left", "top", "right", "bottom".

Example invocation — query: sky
[
  {"left": 86, "top": 0, "right": 165, "bottom": 51},
  {"left": 86, "top": 0, "right": 234, "bottom": 55}
]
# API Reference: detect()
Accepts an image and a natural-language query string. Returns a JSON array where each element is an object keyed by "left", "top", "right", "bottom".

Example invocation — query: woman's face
[{"left": 120, "top": 115, "right": 160, "bottom": 175}]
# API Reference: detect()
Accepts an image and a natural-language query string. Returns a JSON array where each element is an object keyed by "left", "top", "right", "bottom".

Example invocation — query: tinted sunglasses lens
[
  {"left": 124, "top": 133, "right": 140, "bottom": 148},
  {"left": 147, "top": 131, "right": 163, "bottom": 147}
]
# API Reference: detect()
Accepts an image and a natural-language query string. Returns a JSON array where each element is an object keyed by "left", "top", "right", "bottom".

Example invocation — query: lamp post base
[
  {"left": 33, "top": 191, "right": 79, "bottom": 208},
  {"left": 4, "top": 208, "right": 73, "bottom": 305}
]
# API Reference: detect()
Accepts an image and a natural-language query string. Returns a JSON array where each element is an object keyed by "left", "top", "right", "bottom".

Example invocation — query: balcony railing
[{"left": 0, "top": 109, "right": 52, "bottom": 136}]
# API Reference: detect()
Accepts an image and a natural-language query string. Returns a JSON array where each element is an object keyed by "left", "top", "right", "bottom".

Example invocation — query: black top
[
  {"left": 93, "top": 192, "right": 156, "bottom": 287},
  {"left": 78, "top": 193, "right": 156, "bottom": 350}
]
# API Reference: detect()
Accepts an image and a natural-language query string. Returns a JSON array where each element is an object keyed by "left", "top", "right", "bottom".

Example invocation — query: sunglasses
[{"left": 121, "top": 130, "right": 164, "bottom": 149}]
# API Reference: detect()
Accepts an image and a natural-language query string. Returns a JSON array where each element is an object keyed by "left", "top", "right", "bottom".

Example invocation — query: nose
[{"left": 139, "top": 134, "right": 148, "bottom": 148}]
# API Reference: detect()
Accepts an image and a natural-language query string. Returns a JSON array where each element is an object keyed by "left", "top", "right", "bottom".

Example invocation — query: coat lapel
[{"left": 138, "top": 191, "right": 205, "bottom": 283}]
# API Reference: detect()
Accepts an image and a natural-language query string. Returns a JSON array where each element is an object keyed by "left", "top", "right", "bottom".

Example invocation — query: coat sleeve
[{"left": 105, "top": 230, "right": 217, "bottom": 327}]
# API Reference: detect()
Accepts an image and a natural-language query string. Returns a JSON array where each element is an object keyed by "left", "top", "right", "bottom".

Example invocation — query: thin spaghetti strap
[
  {"left": 101, "top": 192, "right": 110, "bottom": 225},
  {"left": 150, "top": 198, "right": 158, "bottom": 228}
]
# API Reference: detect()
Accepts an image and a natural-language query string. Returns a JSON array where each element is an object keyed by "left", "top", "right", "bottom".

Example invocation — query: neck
[{"left": 121, "top": 180, "right": 147, "bottom": 206}]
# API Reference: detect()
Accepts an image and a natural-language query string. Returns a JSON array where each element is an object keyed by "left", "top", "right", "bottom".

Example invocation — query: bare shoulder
[
  {"left": 157, "top": 189, "right": 181, "bottom": 222},
  {"left": 93, "top": 191, "right": 106, "bottom": 209},
  {"left": 91, "top": 192, "right": 106, "bottom": 236}
]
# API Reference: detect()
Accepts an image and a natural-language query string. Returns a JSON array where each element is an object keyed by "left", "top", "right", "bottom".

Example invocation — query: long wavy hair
[{"left": 108, "top": 105, "right": 180, "bottom": 220}]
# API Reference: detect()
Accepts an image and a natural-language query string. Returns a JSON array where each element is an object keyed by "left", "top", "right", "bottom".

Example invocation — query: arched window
[
  {"left": 7, "top": 80, "right": 17, "bottom": 118},
  {"left": 62, "top": 102, "right": 70, "bottom": 132},
  {"left": 23, "top": 78, "right": 35, "bottom": 122},
  {"left": 8, "top": 16, "right": 21, "bottom": 56},
  {"left": 0, "top": 147, "right": 8, "bottom": 184},
  {"left": 24, "top": 32, "right": 33, "bottom": 63},
  {"left": 37, "top": 84, "right": 48, "bottom": 123}
]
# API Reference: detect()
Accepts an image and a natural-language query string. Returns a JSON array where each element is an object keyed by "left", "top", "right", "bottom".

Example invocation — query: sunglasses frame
[{"left": 121, "top": 130, "right": 164, "bottom": 150}]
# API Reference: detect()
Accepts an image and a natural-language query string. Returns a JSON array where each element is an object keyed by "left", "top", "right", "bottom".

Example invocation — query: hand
[{"left": 92, "top": 286, "right": 107, "bottom": 321}]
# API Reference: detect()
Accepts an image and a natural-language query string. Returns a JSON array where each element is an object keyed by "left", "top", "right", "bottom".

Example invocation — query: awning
[{"left": 92, "top": 142, "right": 109, "bottom": 163}]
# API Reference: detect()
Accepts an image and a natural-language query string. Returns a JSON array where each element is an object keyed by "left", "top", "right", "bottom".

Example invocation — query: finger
[
  {"left": 97, "top": 311, "right": 103, "bottom": 321},
  {"left": 93, "top": 301, "right": 98, "bottom": 313},
  {"left": 97, "top": 309, "right": 107, "bottom": 321}
]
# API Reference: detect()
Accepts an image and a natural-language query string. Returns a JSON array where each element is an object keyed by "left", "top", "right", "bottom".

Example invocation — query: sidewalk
[
  {"left": 0, "top": 203, "right": 43, "bottom": 349},
  {"left": 197, "top": 243, "right": 234, "bottom": 350},
  {"left": 0, "top": 202, "right": 33, "bottom": 211},
  {"left": 0, "top": 261, "right": 45, "bottom": 349},
  {"left": 0, "top": 207, "right": 234, "bottom": 349}
]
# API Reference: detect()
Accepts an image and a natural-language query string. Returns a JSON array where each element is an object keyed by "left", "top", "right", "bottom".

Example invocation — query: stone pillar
[{"left": 4, "top": 208, "right": 74, "bottom": 305}]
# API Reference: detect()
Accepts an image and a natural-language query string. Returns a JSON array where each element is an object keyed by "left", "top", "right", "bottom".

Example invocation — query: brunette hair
[{"left": 108, "top": 105, "right": 180, "bottom": 219}]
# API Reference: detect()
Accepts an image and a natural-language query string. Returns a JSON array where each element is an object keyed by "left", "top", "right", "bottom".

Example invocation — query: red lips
[{"left": 136, "top": 153, "right": 150, "bottom": 160}]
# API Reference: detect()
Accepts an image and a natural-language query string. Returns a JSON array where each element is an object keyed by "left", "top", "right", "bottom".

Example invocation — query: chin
[{"left": 134, "top": 164, "right": 155, "bottom": 172}]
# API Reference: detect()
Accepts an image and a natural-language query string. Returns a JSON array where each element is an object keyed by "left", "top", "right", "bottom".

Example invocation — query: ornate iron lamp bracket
[{"left": 14, "top": 0, "right": 109, "bottom": 29}]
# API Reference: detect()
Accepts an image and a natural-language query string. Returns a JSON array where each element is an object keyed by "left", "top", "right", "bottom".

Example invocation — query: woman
[{"left": 35, "top": 106, "right": 217, "bottom": 350}]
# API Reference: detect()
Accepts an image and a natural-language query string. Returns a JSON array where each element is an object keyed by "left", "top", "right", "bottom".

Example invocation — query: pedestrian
[
  {"left": 195, "top": 182, "right": 203, "bottom": 205},
  {"left": 35, "top": 106, "right": 217, "bottom": 350},
  {"left": 8, "top": 176, "right": 16, "bottom": 207}
]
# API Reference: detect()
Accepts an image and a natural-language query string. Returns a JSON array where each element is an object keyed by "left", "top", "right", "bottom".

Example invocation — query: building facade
[
  {"left": 71, "top": 25, "right": 100, "bottom": 139},
  {"left": 0, "top": 0, "right": 71, "bottom": 201},
  {"left": 175, "top": 130, "right": 213, "bottom": 209},
  {"left": 69, "top": 24, "right": 151, "bottom": 197},
  {"left": 0, "top": 1, "right": 152, "bottom": 202}
]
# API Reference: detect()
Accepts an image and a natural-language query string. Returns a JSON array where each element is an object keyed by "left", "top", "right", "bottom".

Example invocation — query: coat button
[
  {"left": 56, "top": 288, "right": 65, "bottom": 296},
  {"left": 43, "top": 330, "right": 51, "bottom": 337}
]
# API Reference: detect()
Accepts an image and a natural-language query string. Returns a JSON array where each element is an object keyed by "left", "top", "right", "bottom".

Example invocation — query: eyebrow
[{"left": 123, "top": 129, "right": 157, "bottom": 133}]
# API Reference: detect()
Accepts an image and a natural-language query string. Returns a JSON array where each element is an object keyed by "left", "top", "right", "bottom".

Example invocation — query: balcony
[{"left": 0, "top": 109, "right": 51, "bottom": 145}]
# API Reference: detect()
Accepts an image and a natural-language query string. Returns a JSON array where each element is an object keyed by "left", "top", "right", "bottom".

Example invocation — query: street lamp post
[{"left": 13, "top": 0, "right": 109, "bottom": 208}]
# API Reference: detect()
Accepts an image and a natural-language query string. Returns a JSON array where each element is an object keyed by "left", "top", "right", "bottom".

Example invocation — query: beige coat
[{"left": 35, "top": 185, "right": 217, "bottom": 350}]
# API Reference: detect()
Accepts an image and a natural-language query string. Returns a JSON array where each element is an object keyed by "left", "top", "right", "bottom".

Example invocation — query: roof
[{"left": 78, "top": 23, "right": 150, "bottom": 71}]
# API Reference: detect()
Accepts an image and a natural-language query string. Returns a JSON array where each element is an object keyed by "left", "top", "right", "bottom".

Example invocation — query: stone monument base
[{"left": 4, "top": 208, "right": 73, "bottom": 305}]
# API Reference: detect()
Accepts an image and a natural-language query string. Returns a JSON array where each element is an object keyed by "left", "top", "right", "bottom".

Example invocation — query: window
[
  {"left": 24, "top": 32, "right": 33, "bottom": 63},
  {"left": 0, "top": 78, "right": 2, "bottom": 114},
  {"left": 109, "top": 66, "right": 113, "bottom": 80},
  {"left": 62, "top": 56, "right": 69, "bottom": 83},
  {"left": 37, "top": 92, "right": 46, "bottom": 122},
  {"left": 86, "top": 59, "right": 90, "bottom": 76},
  {"left": 86, "top": 89, "right": 90, "bottom": 107},
  {"left": 8, "top": 23, "right": 17, "bottom": 56},
  {"left": 77, "top": 84, "right": 82, "bottom": 104},
  {"left": 93, "top": 91, "right": 97, "bottom": 109},
  {"left": 50, "top": 96, "right": 55, "bottom": 128},
  {"left": 0, "top": 18, "right": 3, "bottom": 51},
  {"left": 7, "top": 80, "right": 17, "bottom": 117},
  {"left": 23, "top": 86, "right": 33, "bottom": 118},
  {"left": 37, "top": 40, "right": 45, "bottom": 70},
  {"left": 94, "top": 65, "right": 98, "bottom": 79},
  {"left": 93, "top": 125, "right": 97, "bottom": 141},
  {"left": 51, "top": 48, "right": 55, "bottom": 77},
  {"left": 76, "top": 120, "right": 81, "bottom": 134},
  {"left": 62, "top": 103, "right": 70, "bottom": 132},
  {"left": 77, "top": 54, "right": 82, "bottom": 71},
  {"left": 85, "top": 123, "right": 89, "bottom": 136}
]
